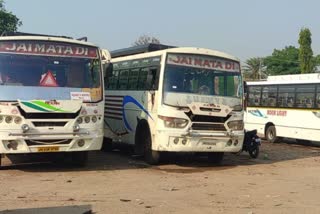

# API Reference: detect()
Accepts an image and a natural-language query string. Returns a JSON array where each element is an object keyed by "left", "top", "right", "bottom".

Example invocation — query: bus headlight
[
  {"left": 5, "top": 116, "right": 13, "bottom": 123},
  {"left": 84, "top": 116, "right": 90, "bottom": 123},
  {"left": 158, "top": 115, "right": 189, "bottom": 128},
  {"left": 91, "top": 116, "right": 97, "bottom": 123},
  {"left": 227, "top": 120, "right": 244, "bottom": 131},
  {"left": 14, "top": 117, "right": 22, "bottom": 124},
  {"left": 77, "top": 117, "right": 83, "bottom": 124}
]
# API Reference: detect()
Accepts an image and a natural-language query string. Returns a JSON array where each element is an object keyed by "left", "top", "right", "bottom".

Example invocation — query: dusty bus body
[
  {"left": 103, "top": 44, "right": 244, "bottom": 164},
  {"left": 0, "top": 34, "right": 110, "bottom": 167}
]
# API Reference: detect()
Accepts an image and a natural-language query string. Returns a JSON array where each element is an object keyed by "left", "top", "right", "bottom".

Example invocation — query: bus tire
[
  {"left": 265, "top": 125, "right": 279, "bottom": 143},
  {"left": 137, "top": 123, "right": 160, "bottom": 165},
  {"left": 102, "top": 137, "right": 113, "bottom": 152},
  {"left": 71, "top": 151, "right": 88, "bottom": 167},
  {"left": 208, "top": 152, "right": 224, "bottom": 164}
]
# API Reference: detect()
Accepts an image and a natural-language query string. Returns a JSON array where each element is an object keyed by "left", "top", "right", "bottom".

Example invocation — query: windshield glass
[
  {"left": 163, "top": 53, "right": 242, "bottom": 108},
  {"left": 0, "top": 40, "right": 102, "bottom": 101}
]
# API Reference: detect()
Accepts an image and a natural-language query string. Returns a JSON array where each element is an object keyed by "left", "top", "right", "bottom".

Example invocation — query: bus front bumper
[
  {"left": 154, "top": 130, "right": 244, "bottom": 152},
  {"left": 0, "top": 129, "right": 103, "bottom": 154}
]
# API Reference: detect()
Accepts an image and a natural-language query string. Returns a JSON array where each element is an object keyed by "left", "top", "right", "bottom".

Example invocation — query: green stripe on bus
[
  {"left": 21, "top": 102, "right": 49, "bottom": 112},
  {"left": 32, "top": 101, "right": 65, "bottom": 112}
]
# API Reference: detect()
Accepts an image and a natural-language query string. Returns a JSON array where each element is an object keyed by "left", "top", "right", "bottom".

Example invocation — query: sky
[{"left": 5, "top": 0, "right": 320, "bottom": 62}]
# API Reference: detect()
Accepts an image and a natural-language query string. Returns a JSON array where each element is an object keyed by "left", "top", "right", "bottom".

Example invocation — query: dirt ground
[{"left": 1, "top": 140, "right": 320, "bottom": 214}]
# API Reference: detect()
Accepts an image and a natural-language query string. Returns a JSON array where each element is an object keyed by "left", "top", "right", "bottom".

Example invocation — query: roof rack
[
  {"left": 111, "top": 43, "right": 176, "bottom": 58},
  {"left": 0, "top": 31, "right": 73, "bottom": 39}
]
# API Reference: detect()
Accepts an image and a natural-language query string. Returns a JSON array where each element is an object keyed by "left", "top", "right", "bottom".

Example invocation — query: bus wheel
[
  {"left": 208, "top": 152, "right": 224, "bottom": 164},
  {"left": 265, "top": 125, "right": 279, "bottom": 143},
  {"left": 71, "top": 151, "right": 88, "bottom": 167},
  {"left": 143, "top": 128, "right": 160, "bottom": 165},
  {"left": 102, "top": 137, "right": 113, "bottom": 152}
]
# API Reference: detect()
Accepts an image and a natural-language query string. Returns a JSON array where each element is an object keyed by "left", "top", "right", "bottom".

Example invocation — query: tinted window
[
  {"left": 248, "top": 86, "right": 261, "bottom": 107},
  {"left": 278, "top": 85, "right": 295, "bottom": 107},
  {"left": 261, "top": 86, "right": 277, "bottom": 107},
  {"left": 295, "top": 84, "right": 315, "bottom": 108}
]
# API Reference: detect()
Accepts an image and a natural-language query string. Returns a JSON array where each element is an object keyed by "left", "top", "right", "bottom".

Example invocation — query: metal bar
[{"left": 8, "top": 131, "right": 89, "bottom": 137}]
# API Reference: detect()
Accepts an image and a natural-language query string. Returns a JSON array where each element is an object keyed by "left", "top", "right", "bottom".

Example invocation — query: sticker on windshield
[
  {"left": 39, "top": 71, "right": 58, "bottom": 87},
  {"left": 70, "top": 92, "right": 91, "bottom": 102}
]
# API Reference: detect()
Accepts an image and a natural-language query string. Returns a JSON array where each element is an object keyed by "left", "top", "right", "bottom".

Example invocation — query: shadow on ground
[{"left": 1, "top": 139, "right": 320, "bottom": 173}]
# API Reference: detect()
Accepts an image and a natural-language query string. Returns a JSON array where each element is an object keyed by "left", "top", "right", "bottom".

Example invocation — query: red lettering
[
  {"left": 180, "top": 56, "right": 189, "bottom": 65},
  {"left": 171, "top": 56, "right": 180, "bottom": 63},
  {"left": 194, "top": 58, "right": 202, "bottom": 66},
  {"left": 225, "top": 62, "right": 233, "bottom": 70},
  {"left": 203, "top": 59, "right": 210, "bottom": 68},
  {"left": 216, "top": 61, "right": 223, "bottom": 69}
]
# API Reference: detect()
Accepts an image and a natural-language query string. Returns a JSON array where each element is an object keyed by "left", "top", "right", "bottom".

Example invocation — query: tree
[
  {"left": 298, "top": 28, "right": 314, "bottom": 73},
  {"left": 0, "top": 0, "right": 22, "bottom": 34},
  {"left": 243, "top": 57, "right": 267, "bottom": 80},
  {"left": 133, "top": 34, "right": 160, "bottom": 46},
  {"left": 264, "top": 46, "right": 300, "bottom": 75}
]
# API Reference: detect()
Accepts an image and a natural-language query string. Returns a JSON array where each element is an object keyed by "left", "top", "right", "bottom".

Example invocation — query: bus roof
[
  {"left": 110, "top": 45, "right": 240, "bottom": 63},
  {"left": 247, "top": 73, "right": 320, "bottom": 85},
  {"left": 0, "top": 34, "right": 98, "bottom": 47},
  {"left": 111, "top": 43, "right": 176, "bottom": 58}
]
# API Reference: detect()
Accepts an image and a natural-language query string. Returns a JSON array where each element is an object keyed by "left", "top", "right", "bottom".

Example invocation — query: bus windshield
[
  {"left": 163, "top": 53, "right": 242, "bottom": 108},
  {"left": 0, "top": 54, "right": 101, "bottom": 88},
  {"left": 0, "top": 40, "right": 102, "bottom": 101},
  {"left": 164, "top": 65, "right": 242, "bottom": 96}
]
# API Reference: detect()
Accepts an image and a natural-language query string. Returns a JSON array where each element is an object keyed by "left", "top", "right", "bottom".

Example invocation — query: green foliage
[
  {"left": 298, "top": 28, "right": 314, "bottom": 73},
  {"left": 0, "top": 0, "right": 22, "bottom": 34},
  {"left": 264, "top": 46, "right": 300, "bottom": 75},
  {"left": 243, "top": 57, "right": 266, "bottom": 80}
]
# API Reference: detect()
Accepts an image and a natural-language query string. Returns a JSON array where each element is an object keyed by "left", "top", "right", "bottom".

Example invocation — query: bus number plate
[{"left": 38, "top": 147, "right": 60, "bottom": 152}]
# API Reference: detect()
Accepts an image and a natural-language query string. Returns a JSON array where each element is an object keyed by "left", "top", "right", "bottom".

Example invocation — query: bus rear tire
[
  {"left": 266, "top": 125, "right": 279, "bottom": 143},
  {"left": 208, "top": 152, "right": 224, "bottom": 164}
]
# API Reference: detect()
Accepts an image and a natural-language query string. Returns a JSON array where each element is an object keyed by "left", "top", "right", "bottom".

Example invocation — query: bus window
[
  {"left": 295, "top": 84, "right": 315, "bottom": 108},
  {"left": 128, "top": 68, "right": 139, "bottom": 90},
  {"left": 278, "top": 85, "right": 295, "bottom": 108},
  {"left": 106, "top": 69, "right": 119, "bottom": 89},
  {"left": 261, "top": 86, "right": 277, "bottom": 107},
  {"left": 248, "top": 86, "right": 261, "bottom": 107},
  {"left": 118, "top": 70, "right": 129, "bottom": 90},
  {"left": 137, "top": 68, "right": 148, "bottom": 90},
  {"left": 316, "top": 85, "right": 320, "bottom": 108}
]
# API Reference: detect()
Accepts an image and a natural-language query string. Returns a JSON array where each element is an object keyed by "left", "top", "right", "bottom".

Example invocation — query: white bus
[
  {"left": 0, "top": 33, "right": 110, "bottom": 167},
  {"left": 103, "top": 44, "right": 244, "bottom": 164},
  {"left": 245, "top": 73, "right": 320, "bottom": 143}
]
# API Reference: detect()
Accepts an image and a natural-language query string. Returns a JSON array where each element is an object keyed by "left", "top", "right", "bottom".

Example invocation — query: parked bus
[
  {"left": 0, "top": 33, "right": 110, "bottom": 167},
  {"left": 103, "top": 44, "right": 244, "bottom": 164},
  {"left": 245, "top": 73, "right": 320, "bottom": 143}
]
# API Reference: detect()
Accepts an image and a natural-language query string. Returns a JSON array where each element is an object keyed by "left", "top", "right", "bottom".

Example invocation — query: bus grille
[
  {"left": 32, "top": 122, "right": 67, "bottom": 127},
  {"left": 18, "top": 106, "right": 80, "bottom": 119},
  {"left": 185, "top": 111, "right": 231, "bottom": 123},
  {"left": 26, "top": 139, "right": 72, "bottom": 146},
  {"left": 191, "top": 123, "right": 227, "bottom": 131}
]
